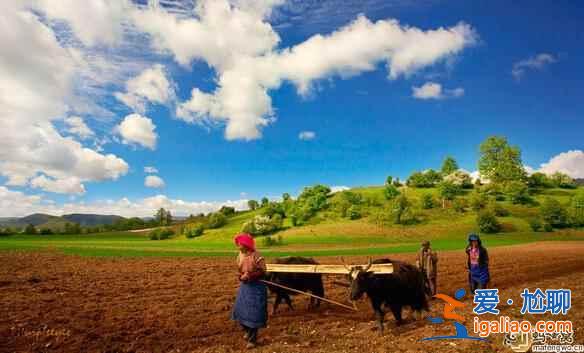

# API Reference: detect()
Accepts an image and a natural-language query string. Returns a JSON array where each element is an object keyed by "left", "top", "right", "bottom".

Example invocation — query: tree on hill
[
  {"left": 261, "top": 197, "right": 269, "bottom": 208},
  {"left": 550, "top": 172, "right": 577, "bottom": 189},
  {"left": 155, "top": 208, "right": 172, "bottom": 226},
  {"left": 438, "top": 180, "right": 461, "bottom": 208},
  {"left": 406, "top": 169, "right": 442, "bottom": 188},
  {"left": 219, "top": 206, "right": 235, "bottom": 216},
  {"left": 24, "top": 224, "right": 37, "bottom": 235},
  {"left": 282, "top": 193, "right": 291, "bottom": 201},
  {"left": 441, "top": 156, "right": 459, "bottom": 176},
  {"left": 247, "top": 200, "right": 259, "bottom": 210},
  {"left": 478, "top": 136, "right": 526, "bottom": 184}
]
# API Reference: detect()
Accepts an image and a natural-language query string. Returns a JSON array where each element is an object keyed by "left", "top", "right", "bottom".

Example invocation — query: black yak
[
  {"left": 345, "top": 258, "right": 429, "bottom": 334},
  {"left": 267, "top": 256, "right": 325, "bottom": 314}
]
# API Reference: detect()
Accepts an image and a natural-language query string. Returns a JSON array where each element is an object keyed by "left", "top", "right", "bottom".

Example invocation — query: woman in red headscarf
[{"left": 230, "top": 233, "right": 267, "bottom": 349}]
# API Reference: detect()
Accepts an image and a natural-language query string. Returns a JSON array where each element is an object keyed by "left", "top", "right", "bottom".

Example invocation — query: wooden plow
[{"left": 264, "top": 262, "right": 394, "bottom": 312}]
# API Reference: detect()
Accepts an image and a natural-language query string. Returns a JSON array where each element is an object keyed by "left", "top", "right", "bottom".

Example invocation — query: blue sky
[{"left": 1, "top": 0, "right": 583, "bottom": 217}]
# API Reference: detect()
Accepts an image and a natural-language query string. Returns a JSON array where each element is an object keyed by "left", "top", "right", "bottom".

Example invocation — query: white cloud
[
  {"left": 115, "top": 64, "right": 175, "bottom": 113},
  {"left": 145, "top": 175, "right": 165, "bottom": 188},
  {"left": 33, "top": 0, "right": 128, "bottom": 47},
  {"left": 0, "top": 186, "right": 249, "bottom": 218},
  {"left": 30, "top": 175, "right": 85, "bottom": 195},
  {"left": 299, "top": 131, "right": 316, "bottom": 140},
  {"left": 330, "top": 185, "right": 350, "bottom": 193},
  {"left": 539, "top": 150, "right": 584, "bottom": 178},
  {"left": 144, "top": 166, "right": 159, "bottom": 174},
  {"left": 116, "top": 113, "right": 158, "bottom": 150},
  {"left": 412, "top": 82, "right": 464, "bottom": 100},
  {"left": 65, "top": 116, "right": 94, "bottom": 139},
  {"left": 512, "top": 53, "right": 557, "bottom": 80},
  {"left": 0, "top": 2, "right": 130, "bottom": 194},
  {"left": 132, "top": 0, "right": 477, "bottom": 140}
]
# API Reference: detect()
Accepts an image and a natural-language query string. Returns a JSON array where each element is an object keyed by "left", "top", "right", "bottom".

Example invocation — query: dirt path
[{"left": 1, "top": 241, "right": 583, "bottom": 353}]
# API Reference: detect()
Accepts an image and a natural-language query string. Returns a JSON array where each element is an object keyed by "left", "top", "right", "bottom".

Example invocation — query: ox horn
[
  {"left": 363, "top": 257, "right": 373, "bottom": 272},
  {"left": 340, "top": 257, "right": 352, "bottom": 272}
]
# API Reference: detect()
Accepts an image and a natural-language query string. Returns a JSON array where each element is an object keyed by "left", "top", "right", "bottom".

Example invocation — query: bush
[
  {"left": 39, "top": 228, "right": 53, "bottom": 235},
  {"left": 487, "top": 202, "right": 510, "bottom": 217},
  {"left": 158, "top": 228, "right": 174, "bottom": 240},
  {"left": 24, "top": 224, "right": 37, "bottom": 235},
  {"left": 569, "top": 190, "right": 584, "bottom": 227},
  {"left": 242, "top": 214, "right": 283, "bottom": 235},
  {"left": 219, "top": 206, "right": 236, "bottom": 216},
  {"left": 469, "top": 191, "right": 488, "bottom": 211},
  {"left": 476, "top": 210, "right": 501, "bottom": 233},
  {"left": 263, "top": 202, "right": 285, "bottom": 218},
  {"left": 504, "top": 181, "right": 532, "bottom": 204},
  {"left": 444, "top": 170, "right": 473, "bottom": 189},
  {"left": 421, "top": 193, "right": 435, "bottom": 209},
  {"left": 207, "top": 212, "right": 227, "bottom": 229},
  {"left": 528, "top": 218, "right": 545, "bottom": 232},
  {"left": 527, "top": 172, "right": 553, "bottom": 189},
  {"left": 348, "top": 205, "right": 361, "bottom": 220},
  {"left": 540, "top": 197, "right": 569, "bottom": 228},
  {"left": 384, "top": 184, "right": 400, "bottom": 200},
  {"left": 149, "top": 229, "right": 161, "bottom": 240},
  {"left": 407, "top": 169, "right": 442, "bottom": 188},
  {"left": 261, "top": 235, "right": 283, "bottom": 247},
  {"left": 550, "top": 172, "right": 577, "bottom": 189},
  {"left": 391, "top": 194, "right": 411, "bottom": 224},
  {"left": 185, "top": 224, "right": 204, "bottom": 238},
  {"left": 438, "top": 181, "right": 462, "bottom": 204},
  {"left": 452, "top": 198, "right": 468, "bottom": 213}
]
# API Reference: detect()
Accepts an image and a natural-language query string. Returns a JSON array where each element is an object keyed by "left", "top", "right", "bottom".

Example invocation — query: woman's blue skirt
[
  {"left": 231, "top": 280, "right": 268, "bottom": 329},
  {"left": 469, "top": 264, "right": 490, "bottom": 285}
]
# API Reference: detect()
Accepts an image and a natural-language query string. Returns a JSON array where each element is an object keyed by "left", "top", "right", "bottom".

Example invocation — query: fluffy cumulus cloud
[
  {"left": 144, "top": 166, "right": 159, "bottom": 174},
  {"left": 412, "top": 82, "right": 464, "bottom": 100},
  {"left": 539, "top": 150, "right": 584, "bottom": 178},
  {"left": 144, "top": 175, "right": 165, "bottom": 188},
  {"left": 0, "top": 186, "right": 249, "bottom": 218},
  {"left": 116, "top": 114, "right": 158, "bottom": 150},
  {"left": 65, "top": 116, "right": 94, "bottom": 139},
  {"left": 330, "top": 185, "right": 350, "bottom": 193},
  {"left": 298, "top": 131, "right": 316, "bottom": 140},
  {"left": 115, "top": 64, "right": 175, "bottom": 113},
  {"left": 130, "top": 0, "right": 477, "bottom": 140},
  {"left": 512, "top": 53, "right": 557, "bottom": 80},
  {"left": 0, "top": 1, "right": 130, "bottom": 194}
]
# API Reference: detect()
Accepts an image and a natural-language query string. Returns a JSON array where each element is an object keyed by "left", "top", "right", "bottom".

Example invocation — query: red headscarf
[{"left": 234, "top": 233, "right": 255, "bottom": 251}]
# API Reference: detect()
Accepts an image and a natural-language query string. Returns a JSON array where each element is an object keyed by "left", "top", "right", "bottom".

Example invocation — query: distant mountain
[
  {"left": 62, "top": 214, "right": 125, "bottom": 226},
  {"left": 0, "top": 213, "right": 126, "bottom": 228},
  {"left": 575, "top": 178, "right": 584, "bottom": 186}
]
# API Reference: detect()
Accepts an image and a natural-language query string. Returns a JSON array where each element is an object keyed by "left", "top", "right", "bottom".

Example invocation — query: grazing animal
[
  {"left": 346, "top": 258, "right": 429, "bottom": 334},
  {"left": 267, "top": 256, "right": 325, "bottom": 314}
]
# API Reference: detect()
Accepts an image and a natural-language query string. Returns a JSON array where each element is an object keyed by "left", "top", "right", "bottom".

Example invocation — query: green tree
[
  {"left": 527, "top": 172, "right": 552, "bottom": 189},
  {"left": 476, "top": 209, "right": 501, "bottom": 233},
  {"left": 540, "top": 197, "right": 569, "bottom": 228},
  {"left": 438, "top": 181, "right": 461, "bottom": 208},
  {"left": 441, "top": 156, "right": 459, "bottom": 176},
  {"left": 247, "top": 200, "right": 259, "bottom": 210},
  {"left": 155, "top": 208, "right": 171, "bottom": 226},
  {"left": 550, "top": 172, "right": 576, "bottom": 189},
  {"left": 261, "top": 197, "right": 269, "bottom": 208},
  {"left": 24, "top": 224, "right": 37, "bottom": 235},
  {"left": 207, "top": 212, "right": 227, "bottom": 229},
  {"left": 384, "top": 184, "right": 400, "bottom": 200},
  {"left": 392, "top": 194, "right": 411, "bottom": 224},
  {"left": 219, "top": 206, "right": 235, "bottom": 216},
  {"left": 282, "top": 193, "right": 291, "bottom": 201},
  {"left": 385, "top": 176, "right": 393, "bottom": 186},
  {"left": 407, "top": 169, "right": 442, "bottom": 188},
  {"left": 569, "top": 190, "right": 584, "bottom": 227},
  {"left": 478, "top": 136, "right": 526, "bottom": 183},
  {"left": 504, "top": 181, "right": 532, "bottom": 204},
  {"left": 421, "top": 193, "right": 435, "bottom": 209}
]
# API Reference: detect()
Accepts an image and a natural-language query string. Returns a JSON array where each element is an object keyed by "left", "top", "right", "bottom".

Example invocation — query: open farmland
[{"left": 1, "top": 242, "right": 583, "bottom": 353}]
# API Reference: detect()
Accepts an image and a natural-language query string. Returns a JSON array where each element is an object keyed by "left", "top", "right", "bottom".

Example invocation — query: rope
[{"left": 260, "top": 279, "right": 357, "bottom": 312}]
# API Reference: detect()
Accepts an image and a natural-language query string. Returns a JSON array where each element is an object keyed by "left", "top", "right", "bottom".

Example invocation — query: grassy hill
[{"left": 1, "top": 184, "right": 583, "bottom": 257}]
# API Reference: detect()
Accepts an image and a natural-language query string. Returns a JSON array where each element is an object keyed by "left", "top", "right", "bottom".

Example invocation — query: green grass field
[{"left": 2, "top": 186, "right": 583, "bottom": 258}]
